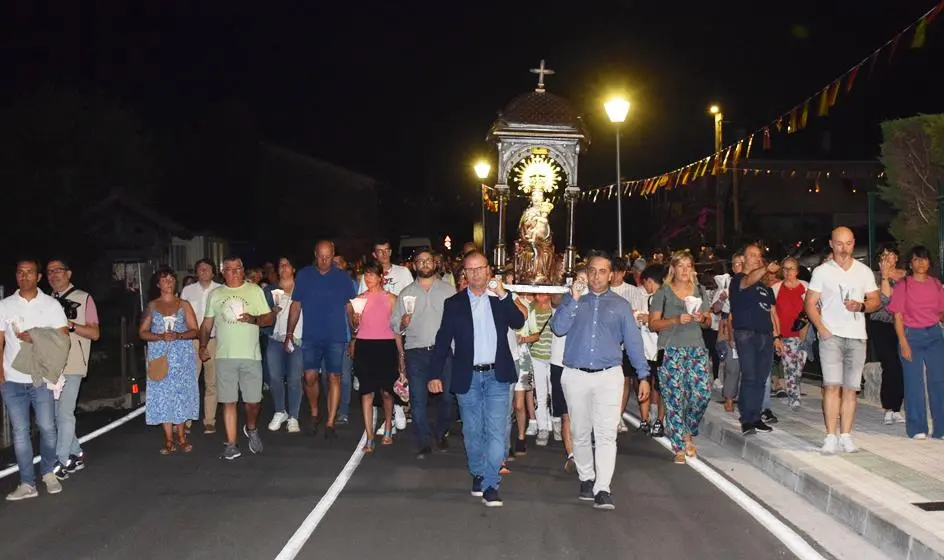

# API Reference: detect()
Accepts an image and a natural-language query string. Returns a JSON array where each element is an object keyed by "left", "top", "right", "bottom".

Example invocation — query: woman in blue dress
[{"left": 139, "top": 266, "right": 200, "bottom": 454}]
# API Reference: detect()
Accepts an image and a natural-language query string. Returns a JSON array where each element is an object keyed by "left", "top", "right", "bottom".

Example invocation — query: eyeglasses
[
  {"left": 464, "top": 265, "right": 489, "bottom": 274},
  {"left": 415, "top": 258, "right": 434, "bottom": 265}
]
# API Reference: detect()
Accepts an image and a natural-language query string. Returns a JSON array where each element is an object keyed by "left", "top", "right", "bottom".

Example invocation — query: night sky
[{"left": 2, "top": 0, "right": 943, "bottom": 251}]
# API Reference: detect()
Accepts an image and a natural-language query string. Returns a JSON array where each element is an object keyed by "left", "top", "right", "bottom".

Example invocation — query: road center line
[
  {"left": 0, "top": 405, "right": 147, "bottom": 480},
  {"left": 622, "top": 411, "right": 825, "bottom": 560},
  {"left": 274, "top": 433, "right": 367, "bottom": 560}
]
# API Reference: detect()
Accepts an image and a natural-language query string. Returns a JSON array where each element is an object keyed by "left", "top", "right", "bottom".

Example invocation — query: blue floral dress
[{"left": 145, "top": 305, "right": 199, "bottom": 425}]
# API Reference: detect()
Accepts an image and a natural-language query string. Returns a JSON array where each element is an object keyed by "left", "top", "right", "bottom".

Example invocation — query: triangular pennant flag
[
  {"left": 763, "top": 127, "right": 772, "bottom": 150},
  {"left": 788, "top": 109, "right": 797, "bottom": 133},
  {"left": 913, "top": 17, "right": 928, "bottom": 48},
  {"left": 818, "top": 89, "right": 829, "bottom": 116},
  {"left": 800, "top": 100, "right": 810, "bottom": 129},
  {"left": 733, "top": 140, "right": 743, "bottom": 166},
  {"left": 745, "top": 134, "right": 755, "bottom": 159},
  {"left": 846, "top": 64, "right": 861, "bottom": 92},
  {"left": 828, "top": 80, "right": 841, "bottom": 106}
]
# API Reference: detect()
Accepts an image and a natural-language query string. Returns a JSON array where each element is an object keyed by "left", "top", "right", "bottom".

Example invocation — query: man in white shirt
[
  {"left": 610, "top": 259, "right": 643, "bottom": 433},
  {"left": 180, "top": 258, "right": 221, "bottom": 434},
  {"left": 0, "top": 259, "right": 69, "bottom": 500},
  {"left": 805, "top": 227, "right": 880, "bottom": 454},
  {"left": 358, "top": 239, "right": 414, "bottom": 432}
]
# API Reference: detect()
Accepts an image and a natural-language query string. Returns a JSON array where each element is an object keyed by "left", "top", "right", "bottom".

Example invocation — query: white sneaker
[
  {"left": 617, "top": 421, "right": 629, "bottom": 433},
  {"left": 892, "top": 411, "right": 906, "bottom": 424},
  {"left": 394, "top": 405, "right": 407, "bottom": 430},
  {"left": 286, "top": 417, "right": 301, "bottom": 433},
  {"left": 552, "top": 419, "right": 563, "bottom": 441},
  {"left": 713, "top": 378, "right": 724, "bottom": 390},
  {"left": 5, "top": 483, "right": 38, "bottom": 501},
  {"left": 376, "top": 424, "right": 397, "bottom": 436},
  {"left": 820, "top": 434, "right": 840, "bottom": 455},
  {"left": 883, "top": 410, "right": 894, "bottom": 425},
  {"left": 526, "top": 420, "right": 538, "bottom": 436},
  {"left": 536, "top": 430, "right": 550, "bottom": 446},
  {"left": 913, "top": 433, "right": 928, "bottom": 440},
  {"left": 839, "top": 433, "right": 859, "bottom": 453},
  {"left": 268, "top": 411, "right": 289, "bottom": 432}
]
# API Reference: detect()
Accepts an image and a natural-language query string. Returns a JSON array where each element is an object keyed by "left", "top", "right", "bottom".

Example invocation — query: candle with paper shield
[
  {"left": 402, "top": 295, "right": 416, "bottom": 315},
  {"left": 270, "top": 289, "right": 285, "bottom": 309},
  {"left": 683, "top": 296, "right": 703, "bottom": 315},
  {"left": 163, "top": 315, "right": 177, "bottom": 332},
  {"left": 349, "top": 297, "right": 368, "bottom": 315},
  {"left": 227, "top": 300, "right": 245, "bottom": 321}
]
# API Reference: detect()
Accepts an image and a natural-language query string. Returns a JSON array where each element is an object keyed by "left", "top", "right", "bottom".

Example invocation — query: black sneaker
[
  {"left": 470, "top": 475, "right": 484, "bottom": 497},
  {"left": 761, "top": 409, "right": 779, "bottom": 424},
  {"left": 308, "top": 415, "right": 321, "bottom": 436},
  {"left": 638, "top": 420, "right": 651, "bottom": 435},
  {"left": 514, "top": 438, "right": 527, "bottom": 456},
  {"left": 593, "top": 491, "right": 615, "bottom": 510},
  {"left": 579, "top": 479, "right": 595, "bottom": 501},
  {"left": 754, "top": 420, "right": 774, "bottom": 433},
  {"left": 52, "top": 462, "right": 70, "bottom": 481},
  {"left": 650, "top": 420, "right": 665, "bottom": 438},
  {"left": 741, "top": 423, "right": 757, "bottom": 435},
  {"left": 482, "top": 487, "right": 503, "bottom": 507},
  {"left": 415, "top": 446, "right": 432, "bottom": 459},
  {"left": 436, "top": 435, "right": 449, "bottom": 452},
  {"left": 69, "top": 453, "right": 85, "bottom": 472}
]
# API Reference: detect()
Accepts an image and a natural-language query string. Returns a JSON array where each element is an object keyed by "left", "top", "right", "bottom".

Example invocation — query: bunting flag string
[{"left": 571, "top": 0, "right": 944, "bottom": 203}]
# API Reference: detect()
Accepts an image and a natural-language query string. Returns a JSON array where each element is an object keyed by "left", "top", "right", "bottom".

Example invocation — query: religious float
[{"left": 483, "top": 60, "right": 589, "bottom": 294}]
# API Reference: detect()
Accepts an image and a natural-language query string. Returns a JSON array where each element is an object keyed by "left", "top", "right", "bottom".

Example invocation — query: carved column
[
  {"left": 564, "top": 186, "right": 579, "bottom": 277},
  {"left": 493, "top": 184, "right": 511, "bottom": 268}
]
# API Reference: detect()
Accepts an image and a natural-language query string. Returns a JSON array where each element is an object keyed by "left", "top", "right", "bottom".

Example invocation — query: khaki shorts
[{"left": 216, "top": 359, "right": 263, "bottom": 404}]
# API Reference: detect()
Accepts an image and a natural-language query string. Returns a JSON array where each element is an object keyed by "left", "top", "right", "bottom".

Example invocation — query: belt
[
  {"left": 570, "top": 366, "right": 607, "bottom": 373},
  {"left": 472, "top": 363, "right": 495, "bottom": 372},
  {"left": 407, "top": 346, "right": 435, "bottom": 352}
]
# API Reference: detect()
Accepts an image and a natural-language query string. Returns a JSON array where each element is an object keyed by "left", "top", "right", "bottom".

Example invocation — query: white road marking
[
  {"left": 274, "top": 433, "right": 367, "bottom": 560},
  {"left": 623, "top": 411, "right": 825, "bottom": 560},
  {"left": 0, "top": 405, "right": 147, "bottom": 480}
]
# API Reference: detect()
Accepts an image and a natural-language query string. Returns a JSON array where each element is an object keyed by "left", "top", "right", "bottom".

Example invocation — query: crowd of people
[{"left": 2, "top": 226, "right": 942, "bottom": 508}]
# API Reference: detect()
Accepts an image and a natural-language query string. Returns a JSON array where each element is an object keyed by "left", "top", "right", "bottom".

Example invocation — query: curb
[{"left": 699, "top": 409, "right": 944, "bottom": 560}]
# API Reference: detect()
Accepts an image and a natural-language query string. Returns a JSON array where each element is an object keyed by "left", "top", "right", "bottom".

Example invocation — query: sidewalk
[{"left": 698, "top": 381, "right": 944, "bottom": 560}]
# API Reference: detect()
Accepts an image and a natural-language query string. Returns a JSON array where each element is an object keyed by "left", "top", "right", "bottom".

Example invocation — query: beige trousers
[{"left": 192, "top": 339, "right": 218, "bottom": 425}]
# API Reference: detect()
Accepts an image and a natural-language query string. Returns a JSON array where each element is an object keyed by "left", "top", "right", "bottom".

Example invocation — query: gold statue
[{"left": 513, "top": 155, "right": 561, "bottom": 285}]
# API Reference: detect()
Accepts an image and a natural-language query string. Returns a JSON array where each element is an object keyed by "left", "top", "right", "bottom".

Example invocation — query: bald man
[{"left": 805, "top": 226, "right": 880, "bottom": 454}]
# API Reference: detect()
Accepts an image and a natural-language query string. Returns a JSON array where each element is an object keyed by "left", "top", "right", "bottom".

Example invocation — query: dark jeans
[
  {"left": 734, "top": 330, "right": 774, "bottom": 425},
  {"left": 405, "top": 347, "right": 455, "bottom": 450},
  {"left": 871, "top": 320, "right": 904, "bottom": 411}
]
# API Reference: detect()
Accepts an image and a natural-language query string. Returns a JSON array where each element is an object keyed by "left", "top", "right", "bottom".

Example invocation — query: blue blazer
[{"left": 429, "top": 289, "right": 526, "bottom": 394}]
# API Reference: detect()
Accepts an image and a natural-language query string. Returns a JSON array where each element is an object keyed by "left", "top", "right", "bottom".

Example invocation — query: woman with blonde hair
[{"left": 649, "top": 250, "right": 712, "bottom": 464}]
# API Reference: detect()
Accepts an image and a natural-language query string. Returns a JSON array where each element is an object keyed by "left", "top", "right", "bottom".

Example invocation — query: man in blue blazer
[{"left": 428, "top": 251, "right": 525, "bottom": 508}]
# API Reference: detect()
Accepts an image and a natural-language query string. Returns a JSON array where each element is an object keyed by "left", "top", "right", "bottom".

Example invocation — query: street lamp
[
  {"left": 604, "top": 97, "right": 630, "bottom": 257},
  {"left": 474, "top": 161, "right": 491, "bottom": 254},
  {"left": 709, "top": 104, "right": 724, "bottom": 246}
]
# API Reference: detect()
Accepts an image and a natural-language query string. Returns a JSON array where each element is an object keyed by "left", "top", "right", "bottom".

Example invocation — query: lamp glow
[
  {"left": 709, "top": 104, "right": 720, "bottom": 115},
  {"left": 474, "top": 161, "right": 491, "bottom": 180},
  {"left": 604, "top": 98, "right": 630, "bottom": 123}
]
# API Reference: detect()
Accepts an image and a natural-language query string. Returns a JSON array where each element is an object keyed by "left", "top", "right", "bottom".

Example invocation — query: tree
[{"left": 878, "top": 114, "right": 944, "bottom": 256}]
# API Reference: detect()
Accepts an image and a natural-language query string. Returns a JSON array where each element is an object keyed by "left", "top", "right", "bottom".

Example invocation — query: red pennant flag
[
  {"left": 888, "top": 34, "right": 901, "bottom": 62},
  {"left": 846, "top": 64, "right": 861, "bottom": 92}
]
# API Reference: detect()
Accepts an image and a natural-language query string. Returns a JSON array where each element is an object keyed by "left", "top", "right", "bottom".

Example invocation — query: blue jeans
[
  {"left": 456, "top": 370, "right": 512, "bottom": 492},
  {"left": 267, "top": 338, "right": 303, "bottom": 419},
  {"left": 899, "top": 326, "right": 944, "bottom": 438},
  {"left": 734, "top": 330, "right": 774, "bottom": 425},
  {"left": 319, "top": 347, "right": 352, "bottom": 417},
  {"left": 56, "top": 375, "right": 84, "bottom": 464},
  {"left": 1, "top": 381, "right": 57, "bottom": 486},
  {"left": 405, "top": 348, "right": 455, "bottom": 450}
]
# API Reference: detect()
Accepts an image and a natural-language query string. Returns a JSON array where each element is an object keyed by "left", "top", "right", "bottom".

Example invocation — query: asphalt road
[{"left": 0, "top": 399, "right": 796, "bottom": 560}]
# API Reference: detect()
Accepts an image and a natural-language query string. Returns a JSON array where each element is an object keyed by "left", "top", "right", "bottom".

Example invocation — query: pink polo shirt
[{"left": 888, "top": 276, "right": 944, "bottom": 328}]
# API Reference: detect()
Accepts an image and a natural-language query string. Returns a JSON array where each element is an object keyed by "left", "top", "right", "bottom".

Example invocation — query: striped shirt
[{"left": 530, "top": 306, "right": 553, "bottom": 360}]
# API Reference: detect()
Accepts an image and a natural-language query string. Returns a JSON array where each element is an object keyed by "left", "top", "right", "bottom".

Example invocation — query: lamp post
[
  {"left": 474, "top": 161, "right": 491, "bottom": 255},
  {"left": 709, "top": 104, "right": 724, "bottom": 246},
  {"left": 604, "top": 97, "right": 630, "bottom": 257}
]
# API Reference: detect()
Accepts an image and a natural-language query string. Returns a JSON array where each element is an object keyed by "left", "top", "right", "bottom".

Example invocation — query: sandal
[
  {"left": 382, "top": 431, "right": 394, "bottom": 445},
  {"left": 177, "top": 437, "right": 193, "bottom": 453},
  {"left": 685, "top": 441, "right": 697, "bottom": 458},
  {"left": 160, "top": 440, "right": 177, "bottom": 455},
  {"left": 362, "top": 439, "right": 375, "bottom": 454},
  {"left": 673, "top": 451, "right": 686, "bottom": 464}
]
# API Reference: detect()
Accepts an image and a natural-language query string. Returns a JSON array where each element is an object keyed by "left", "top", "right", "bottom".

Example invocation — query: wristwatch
[{"left": 68, "top": 323, "right": 76, "bottom": 333}]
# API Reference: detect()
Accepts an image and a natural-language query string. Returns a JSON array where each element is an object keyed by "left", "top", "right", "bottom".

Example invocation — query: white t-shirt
[
  {"left": 358, "top": 264, "right": 414, "bottom": 296},
  {"left": 0, "top": 291, "right": 69, "bottom": 384},
  {"left": 181, "top": 281, "right": 221, "bottom": 336},
  {"left": 808, "top": 259, "right": 878, "bottom": 340},
  {"left": 270, "top": 289, "right": 303, "bottom": 342},
  {"left": 550, "top": 333, "right": 566, "bottom": 366},
  {"left": 624, "top": 284, "right": 649, "bottom": 314},
  {"left": 610, "top": 282, "right": 633, "bottom": 304}
]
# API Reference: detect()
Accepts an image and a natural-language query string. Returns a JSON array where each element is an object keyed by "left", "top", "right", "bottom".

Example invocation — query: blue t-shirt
[
  {"left": 292, "top": 265, "right": 356, "bottom": 343},
  {"left": 729, "top": 273, "right": 775, "bottom": 334}
]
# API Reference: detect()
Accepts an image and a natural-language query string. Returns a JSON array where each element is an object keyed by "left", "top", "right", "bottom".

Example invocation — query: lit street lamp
[
  {"left": 709, "top": 104, "right": 723, "bottom": 246},
  {"left": 474, "top": 161, "right": 491, "bottom": 254},
  {"left": 604, "top": 97, "right": 630, "bottom": 257}
]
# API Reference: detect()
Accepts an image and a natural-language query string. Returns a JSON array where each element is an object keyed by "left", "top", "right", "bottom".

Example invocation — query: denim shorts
[
  {"left": 818, "top": 335, "right": 867, "bottom": 389},
  {"left": 302, "top": 340, "right": 345, "bottom": 373}
]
